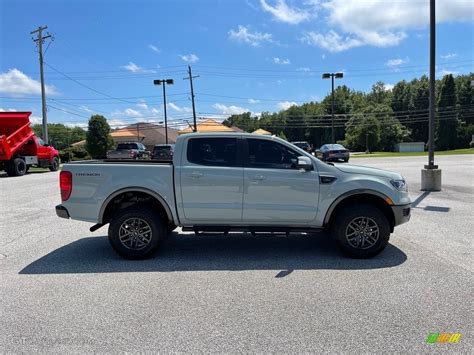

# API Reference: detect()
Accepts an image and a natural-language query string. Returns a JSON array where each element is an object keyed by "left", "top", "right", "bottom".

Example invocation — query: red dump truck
[{"left": 0, "top": 111, "right": 60, "bottom": 176}]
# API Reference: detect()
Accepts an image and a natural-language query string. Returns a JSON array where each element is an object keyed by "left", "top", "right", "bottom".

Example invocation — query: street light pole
[
  {"left": 322, "top": 72, "right": 343, "bottom": 144},
  {"left": 153, "top": 79, "right": 174, "bottom": 145},
  {"left": 421, "top": 0, "right": 441, "bottom": 191}
]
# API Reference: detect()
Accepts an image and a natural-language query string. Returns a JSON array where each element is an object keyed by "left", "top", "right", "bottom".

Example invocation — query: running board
[{"left": 182, "top": 225, "right": 324, "bottom": 234}]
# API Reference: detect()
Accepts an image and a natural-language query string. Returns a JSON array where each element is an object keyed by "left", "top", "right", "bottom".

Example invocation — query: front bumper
[
  {"left": 391, "top": 204, "right": 411, "bottom": 226},
  {"left": 56, "top": 205, "right": 70, "bottom": 219}
]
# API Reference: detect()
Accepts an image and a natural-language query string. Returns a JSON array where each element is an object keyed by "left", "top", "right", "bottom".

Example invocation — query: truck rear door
[{"left": 178, "top": 137, "right": 243, "bottom": 223}]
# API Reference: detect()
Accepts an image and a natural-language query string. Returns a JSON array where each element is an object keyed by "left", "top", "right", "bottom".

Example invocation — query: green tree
[
  {"left": 85, "top": 115, "right": 113, "bottom": 159},
  {"left": 408, "top": 76, "right": 430, "bottom": 142},
  {"left": 436, "top": 74, "right": 458, "bottom": 150},
  {"left": 345, "top": 105, "right": 382, "bottom": 152},
  {"left": 367, "top": 81, "right": 392, "bottom": 106},
  {"left": 32, "top": 123, "right": 86, "bottom": 150}
]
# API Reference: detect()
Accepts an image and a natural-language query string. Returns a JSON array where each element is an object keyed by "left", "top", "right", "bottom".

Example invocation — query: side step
[{"left": 182, "top": 225, "right": 324, "bottom": 234}]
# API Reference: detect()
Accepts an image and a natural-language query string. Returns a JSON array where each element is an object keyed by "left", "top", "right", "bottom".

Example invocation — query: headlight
[{"left": 390, "top": 179, "right": 407, "bottom": 191}]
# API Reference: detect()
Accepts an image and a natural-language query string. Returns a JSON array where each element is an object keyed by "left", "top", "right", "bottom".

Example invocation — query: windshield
[{"left": 117, "top": 143, "right": 138, "bottom": 150}]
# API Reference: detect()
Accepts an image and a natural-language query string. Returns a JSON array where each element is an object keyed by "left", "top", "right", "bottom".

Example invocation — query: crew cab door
[
  {"left": 242, "top": 138, "right": 319, "bottom": 224},
  {"left": 179, "top": 137, "right": 243, "bottom": 223}
]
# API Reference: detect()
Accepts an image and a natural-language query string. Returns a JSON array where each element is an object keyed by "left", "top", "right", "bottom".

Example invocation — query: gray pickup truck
[
  {"left": 56, "top": 133, "right": 411, "bottom": 259},
  {"left": 106, "top": 142, "right": 150, "bottom": 160}
]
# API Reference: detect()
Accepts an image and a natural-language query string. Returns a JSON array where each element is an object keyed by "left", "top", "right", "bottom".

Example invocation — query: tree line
[{"left": 223, "top": 73, "right": 473, "bottom": 151}]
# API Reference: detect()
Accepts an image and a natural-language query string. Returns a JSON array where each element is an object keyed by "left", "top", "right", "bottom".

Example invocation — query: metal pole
[
  {"left": 189, "top": 66, "right": 197, "bottom": 132},
  {"left": 162, "top": 81, "right": 168, "bottom": 145},
  {"left": 427, "top": 0, "right": 436, "bottom": 169},
  {"left": 331, "top": 74, "right": 335, "bottom": 144}
]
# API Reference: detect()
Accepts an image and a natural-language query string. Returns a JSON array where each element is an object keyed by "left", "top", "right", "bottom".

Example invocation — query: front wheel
[
  {"left": 49, "top": 157, "right": 60, "bottom": 171},
  {"left": 108, "top": 206, "right": 165, "bottom": 259},
  {"left": 331, "top": 204, "right": 390, "bottom": 258}
]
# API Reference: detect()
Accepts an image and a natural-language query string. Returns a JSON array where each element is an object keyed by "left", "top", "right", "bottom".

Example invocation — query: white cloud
[
  {"left": 277, "top": 101, "right": 297, "bottom": 110},
  {"left": 213, "top": 103, "right": 249, "bottom": 115},
  {"left": 112, "top": 108, "right": 142, "bottom": 118},
  {"left": 296, "top": 67, "right": 311, "bottom": 72},
  {"left": 441, "top": 53, "right": 458, "bottom": 60},
  {"left": 248, "top": 98, "right": 260, "bottom": 104},
  {"left": 301, "top": 31, "right": 364, "bottom": 52},
  {"left": 148, "top": 44, "right": 161, "bottom": 53},
  {"left": 228, "top": 25, "right": 273, "bottom": 47},
  {"left": 386, "top": 57, "right": 409, "bottom": 71},
  {"left": 260, "top": 0, "right": 312, "bottom": 24},
  {"left": 385, "top": 84, "right": 395, "bottom": 91},
  {"left": 0, "top": 68, "right": 58, "bottom": 96},
  {"left": 273, "top": 57, "right": 291, "bottom": 65},
  {"left": 121, "top": 62, "right": 155, "bottom": 73},
  {"left": 305, "top": 0, "right": 473, "bottom": 52},
  {"left": 136, "top": 101, "right": 148, "bottom": 110},
  {"left": 0, "top": 107, "right": 17, "bottom": 112},
  {"left": 168, "top": 102, "right": 192, "bottom": 113},
  {"left": 179, "top": 54, "right": 199, "bottom": 63}
]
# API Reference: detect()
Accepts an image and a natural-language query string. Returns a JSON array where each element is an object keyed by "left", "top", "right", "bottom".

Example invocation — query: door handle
[
  {"left": 252, "top": 174, "right": 266, "bottom": 181},
  {"left": 188, "top": 172, "right": 203, "bottom": 179}
]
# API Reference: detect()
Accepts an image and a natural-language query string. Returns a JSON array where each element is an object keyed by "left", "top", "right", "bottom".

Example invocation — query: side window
[
  {"left": 247, "top": 139, "right": 299, "bottom": 169},
  {"left": 187, "top": 138, "right": 238, "bottom": 167}
]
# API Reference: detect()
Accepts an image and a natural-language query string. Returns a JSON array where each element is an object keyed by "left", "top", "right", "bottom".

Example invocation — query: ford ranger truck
[{"left": 56, "top": 133, "right": 411, "bottom": 259}]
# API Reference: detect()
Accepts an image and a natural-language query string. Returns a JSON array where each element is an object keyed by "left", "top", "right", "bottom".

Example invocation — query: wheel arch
[
  {"left": 99, "top": 187, "right": 174, "bottom": 225},
  {"left": 324, "top": 190, "right": 395, "bottom": 232}
]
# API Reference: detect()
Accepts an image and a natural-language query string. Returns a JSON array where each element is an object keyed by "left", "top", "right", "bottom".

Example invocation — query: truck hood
[{"left": 333, "top": 163, "right": 402, "bottom": 180}]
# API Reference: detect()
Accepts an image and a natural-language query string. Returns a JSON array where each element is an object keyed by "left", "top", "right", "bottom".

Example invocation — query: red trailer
[{"left": 0, "top": 112, "right": 60, "bottom": 176}]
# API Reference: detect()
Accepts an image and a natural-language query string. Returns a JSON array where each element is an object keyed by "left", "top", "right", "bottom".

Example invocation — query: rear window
[
  {"left": 117, "top": 143, "right": 138, "bottom": 150},
  {"left": 154, "top": 146, "right": 172, "bottom": 152},
  {"left": 187, "top": 138, "right": 238, "bottom": 167}
]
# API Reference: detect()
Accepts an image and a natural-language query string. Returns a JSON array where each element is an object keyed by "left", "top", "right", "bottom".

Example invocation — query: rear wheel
[
  {"left": 108, "top": 206, "right": 165, "bottom": 259},
  {"left": 6, "top": 158, "right": 27, "bottom": 176},
  {"left": 49, "top": 157, "right": 60, "bottom": 171},
  {"left": 331, "top": 204, "right": 390, "bottom": 258}
]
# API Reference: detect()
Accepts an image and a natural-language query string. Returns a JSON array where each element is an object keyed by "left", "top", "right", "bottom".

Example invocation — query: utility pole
[
  {"left": 31, "top": 25, "right": 52, "bottom": 144},
  {"left": 184, "top": 65, "right": 199, "bottom": 132},
  {"left": 136, "top": 123, "right": 140, "bottom": 142}
]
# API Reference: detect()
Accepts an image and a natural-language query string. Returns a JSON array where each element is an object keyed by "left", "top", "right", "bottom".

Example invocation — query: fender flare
[
  {"left": 323, "top": 189, "right": 392, "bottom": 225},
  {"left": 98, "top": 186, "right": 174, "bottom": 223}
]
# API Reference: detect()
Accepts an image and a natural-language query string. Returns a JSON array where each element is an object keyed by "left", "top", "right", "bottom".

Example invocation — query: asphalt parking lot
[{"left": 0, "top": 155, "right": 472, "bottom": 352}]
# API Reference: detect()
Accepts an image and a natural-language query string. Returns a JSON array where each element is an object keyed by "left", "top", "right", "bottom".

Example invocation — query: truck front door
[
  {"left": 179, "top": 137, "right": 243, "bottom": 223},
  {"left": 242, "top": 138, "right": 319, "bottom": 224}
]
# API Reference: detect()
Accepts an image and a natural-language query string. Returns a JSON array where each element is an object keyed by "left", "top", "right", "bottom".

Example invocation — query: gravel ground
[{"left": 0, "top": 155, "right": 472, "bottom": 353}]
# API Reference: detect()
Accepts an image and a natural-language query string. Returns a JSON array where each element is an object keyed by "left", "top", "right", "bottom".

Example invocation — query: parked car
[
  {"left": 107, "top": 142, "right": 150, "bottom": 160},
  {"left": 316, "top": 144, "right": 350, "bottom": 162},
  {"left": 291, "top": 141, "right": 313, "bottom": 154},
  {"left": 57, "top": 133, "right": 411, "bottom": 260},
  {"left": 0, "top": 111, "right": 60, "bottom": 176},
  {"left": 152, "top": 144, "right": 174, "bottom": 161}
]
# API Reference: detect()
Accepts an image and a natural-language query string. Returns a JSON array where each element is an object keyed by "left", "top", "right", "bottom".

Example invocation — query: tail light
[
  {"left": 60, "top": 171, "right": 73, "bottom": 201},
  {"left": 129, "top": 150, "right": 137, "bottom": 157}
]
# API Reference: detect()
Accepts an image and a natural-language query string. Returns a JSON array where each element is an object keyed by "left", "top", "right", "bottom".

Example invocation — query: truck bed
[{"left": 0, "top": 112, "right": 35, "bottom": 161}]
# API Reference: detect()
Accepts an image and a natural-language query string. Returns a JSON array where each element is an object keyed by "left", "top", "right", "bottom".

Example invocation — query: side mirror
[{"left": 297, "top": 156, "right": 313, "bottom": 171}]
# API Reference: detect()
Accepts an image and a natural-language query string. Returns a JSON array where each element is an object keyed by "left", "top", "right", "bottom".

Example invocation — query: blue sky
[{"left": 0, "top": 0, "right": 473, "bottom": 129}]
